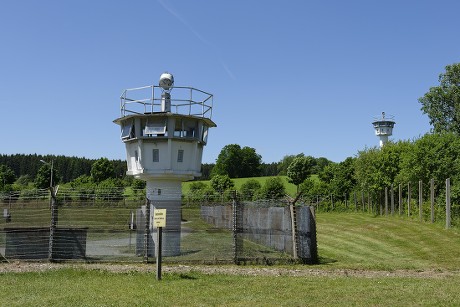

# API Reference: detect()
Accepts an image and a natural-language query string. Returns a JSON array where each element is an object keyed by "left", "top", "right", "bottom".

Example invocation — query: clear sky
[{"left": 1, "top": 0, "right": 459, "bottom": 164}]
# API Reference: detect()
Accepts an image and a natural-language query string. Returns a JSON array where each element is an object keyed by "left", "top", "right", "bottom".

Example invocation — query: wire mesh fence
[
  {"left": 299, "top": 178, "right": 460, "bottom": 229},
  {"left": 0, "top": 188, "right": 317, "bottom": 264}
]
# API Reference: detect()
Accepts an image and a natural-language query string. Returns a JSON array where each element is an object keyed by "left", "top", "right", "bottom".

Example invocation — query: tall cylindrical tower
[
  {"left": 372, "top": 112, "right": 395, "bottom": 147},
  {"left": 114, "top": 72, "right": 216, "bottom": 256}
]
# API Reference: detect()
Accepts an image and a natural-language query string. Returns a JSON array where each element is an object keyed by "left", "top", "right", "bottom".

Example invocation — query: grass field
[{"left": 2, "top": 212, "right": 460, "bottom": 306}]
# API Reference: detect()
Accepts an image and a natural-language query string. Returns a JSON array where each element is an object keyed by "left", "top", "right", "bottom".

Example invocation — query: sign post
[{"left": 153, "top": 208, "right": 166, "bottom": 280}]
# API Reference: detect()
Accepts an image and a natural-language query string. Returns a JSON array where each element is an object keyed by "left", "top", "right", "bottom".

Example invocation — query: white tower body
[
  {"left": 114, "top": 73, "right": 216, "bottom": 256},
  {"left": 372, "top": 112, "right": 395, "bottom": 147}
]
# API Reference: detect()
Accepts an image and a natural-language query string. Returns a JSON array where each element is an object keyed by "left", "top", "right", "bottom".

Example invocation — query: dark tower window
[
  {"left": 177, "top": 149, "right": 184, "bottom": 162},
  {"left": 153, "top": 149, "right": 159, "bottom": 162}
]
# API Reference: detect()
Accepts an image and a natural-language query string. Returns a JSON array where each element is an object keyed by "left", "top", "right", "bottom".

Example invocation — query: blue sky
[{"left": 1, "top": 0, "right": 459, "bottom": 164}]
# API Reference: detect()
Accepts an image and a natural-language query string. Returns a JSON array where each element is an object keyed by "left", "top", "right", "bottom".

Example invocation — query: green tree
[
  {"left": 240, "top": 179, "right": 262, "bottom": 200},
  {"left": 240, "top": 146, "right": 262, "bottom": 178},
  {"left": 70, "top": 175, "right": 96, "bottom": 201},
  {"left": 354, "top": 141, "right": 411, "bottom": 194},
  {"left": 328, "top": 157, "right": 356, "bottom": 200},
  {"left": 277, "top": 154, "right": 303, "bottom": 176},
  {"left": 287, "top": 156, "right": 314, "bottom": 192},
  {"left": 131, "top": 178, "right": 146, "bottom": 190},
  {"left": 419, "top": 63, "right": 460, "bottom": 134},
  {"left": 210, "top": 175, "right": 234, "bottom": 194},
  {"left": 212, "top": 144, "right": 242, "bottom": 178},
  {"left": 91, "top": 158, "right": 115, "bottom": 184},
  {"left": 189, "top": 181, "right": 208, "bottom": 192},
  {"left": 259, "top": 177, "right": 286, "bottom": 200},
  {"left": 300, "top": 178, "right": 328, "bottom": 199},
  {"left": 34, "top": 163, "right": 61, "bottom": 189},
  {"left": 396, "top": 133, "right": 460, "bottom": 197},
  {"left": 96, "top": 178, "right": 124, "bottom": 201},
  {"left": 0, "top": 164, "right": 16, "bottom": 190},
  {"left": 212, "top": 144, "right": 261, "bottom": 178},
  {"left": 312, "top": 157, "right": 333, "bottom": 174}
]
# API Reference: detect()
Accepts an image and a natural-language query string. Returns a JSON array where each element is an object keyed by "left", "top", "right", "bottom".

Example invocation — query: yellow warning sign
[{"left": 153, "top": 209, "right": 167, "bottom": 228}]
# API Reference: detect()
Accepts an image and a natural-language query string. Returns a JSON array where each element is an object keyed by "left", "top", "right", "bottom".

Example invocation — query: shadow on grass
[{"left": 316, "top": 256, "right": 337, "bottom": 265}]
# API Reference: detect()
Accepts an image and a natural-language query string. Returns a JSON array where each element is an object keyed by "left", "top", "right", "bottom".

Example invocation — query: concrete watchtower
[
  {"left": 372, "top": 112, "right": 395, "bottom": 147},
  {"left": 114, "top": 72, "right": 216, "bottom": 256}
]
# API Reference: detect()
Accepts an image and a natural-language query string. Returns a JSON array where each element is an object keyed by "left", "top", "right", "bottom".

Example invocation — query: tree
[
  {"left": 131, "top": 178, "right": 146, "bottom": 190},
  {"left": 419, "top": 63, "right": 460, "bottom": 134},
  {"left": 70, "top": 175, "right": 96, "bottom": 201},
  {"left": 0, "top": 164, "right": 16, "bottom": 190},
  {"left": 212, "top": 144, "right": 242, "bottom": 178},
  {"left": 212, "top": 144, "right": 261, "bottom": 178},
  {"left": 328, "top": 157, "right": 356, "bottom": 200},
  {"left": 34, "top": 163, "right": 61, "bottom": 189},
  {"left": 312, "top": 157, "right": 333, "bottom": 174},
  {"left": 240, "top": 179, "right": 262, "bottom": 200},
  {"left": 287, "top": 156, "right": 314, "bottom": 192},
  {"left": 240, "top": 146, "right": 262, "bottom": 177},
  {"left": 199, "top": 163, "right": 215, "bottom": 180},
  {"left": 91, "top": 158, "right": 115, "bottom": 184},
  {"left": 210, "top": 175, "right": 234, "bottom": 194},
  {"left": 96, "top": 178, "right": 124, "bottom": 201},
  {"left": 396, "top": 133, "right": 460, "bottom": 197},
  {"left": 277, "top": 154, "right": 303, "bottom": 176},
  {"left": 189, "top": 181, "right": 208, "bottom": 192},
  {"left": 354, "top": 141, "right": 411, "bottom": 194},
  {"left": 259, "top": 177, "right": 286, "bottom": 200}
]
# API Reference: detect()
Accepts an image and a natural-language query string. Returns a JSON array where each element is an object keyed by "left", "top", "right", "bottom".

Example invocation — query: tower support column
[{"left": 147, "top": 180, "right": 182, "bottom": 256}]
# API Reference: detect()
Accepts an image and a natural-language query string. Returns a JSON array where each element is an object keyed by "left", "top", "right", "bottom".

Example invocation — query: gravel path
[{"left": 1, "top": 262, "right": 458, "bottom": 279}]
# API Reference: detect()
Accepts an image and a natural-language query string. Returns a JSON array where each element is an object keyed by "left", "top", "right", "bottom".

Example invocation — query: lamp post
[{"left": 40, "top": 159, "right": 56, "bottom": 261}]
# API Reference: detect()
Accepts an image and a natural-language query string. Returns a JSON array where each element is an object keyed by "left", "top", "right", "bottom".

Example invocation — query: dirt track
[{"left": 1, "top": 262, "right": 459, "bottom": 279}]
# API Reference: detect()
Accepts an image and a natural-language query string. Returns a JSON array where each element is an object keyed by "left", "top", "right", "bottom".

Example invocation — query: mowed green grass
[
  {"left": 2, "top": 269, "right": 460, "bottom": 306},
  {"left": 3, "top": 212, "right": 460, "bottom": 306},
  {"left": 316, "top": 212, "right": 460, "bottom": 270}
]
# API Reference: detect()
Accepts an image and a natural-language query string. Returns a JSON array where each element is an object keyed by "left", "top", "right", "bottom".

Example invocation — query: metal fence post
[
  {"left": 48, "top": 187, "right": 57, "bottom": 262},
  {"left": 232, "top": 191, "right": 238, "bottom": 263},
  {"left": 430, "top": 178, "right": 435, "bottom": 223},
  {"left": 385, "top": 187, "right": 388, "bottom": 216},
  {"left": 368, "top": 192, "right": 371, "bottom": 213},
  {"left": 144, "top": 198, "right": 151, "bottom": 263},
  {"left": 354, "top": 192, "right": 357, "bottom": 212},
  {"left": 419, "top": 180, "right": 423, "bottom": 222},
  {"left": 289, "top": 204, "right": 298, "bottom": 259},
  {"left": 391, "top": 184, "right": 395, "bottom": 215},
  {"left": 407, "top": 182, "right": 411, "bottom": 217},
  {"left": 446, "top": 178, "right": 451, "bottom": 229}
]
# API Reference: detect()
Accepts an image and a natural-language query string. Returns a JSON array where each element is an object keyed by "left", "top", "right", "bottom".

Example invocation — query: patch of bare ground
[{"left": 1, "top": 262, "right": 459, "bottom": 278}]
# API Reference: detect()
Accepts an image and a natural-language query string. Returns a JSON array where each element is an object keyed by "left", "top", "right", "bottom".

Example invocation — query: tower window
[
  {"left": 202, "top": 125, "right": 209, "bottom": 143},
  {"left": 177, "top": 149, "right": 184, "bottom": 162},
  {"left": 121, "top": 122, "right": 135, "bottom": 140},
  {"left": 153, "top": 149, "right": 159, "bottom": 162},
  {"left": 144, "top": 119, "right": 167, "bottom": 136}
]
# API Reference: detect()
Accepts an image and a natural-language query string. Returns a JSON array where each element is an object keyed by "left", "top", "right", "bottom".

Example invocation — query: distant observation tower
[
  {"left": 114, "top": 72, "right": 216, "bottom": 256},
  {"left": 372, "top": 112, "right": 395, "bottom": 147}
]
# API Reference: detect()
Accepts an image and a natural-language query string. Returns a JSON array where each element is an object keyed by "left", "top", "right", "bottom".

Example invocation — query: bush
[
  {"left": 258, "top": 177, "right": 286, "bottom": 200},
  {"left": 240, "top": 179, "right": 261, "bottom": 200}
]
